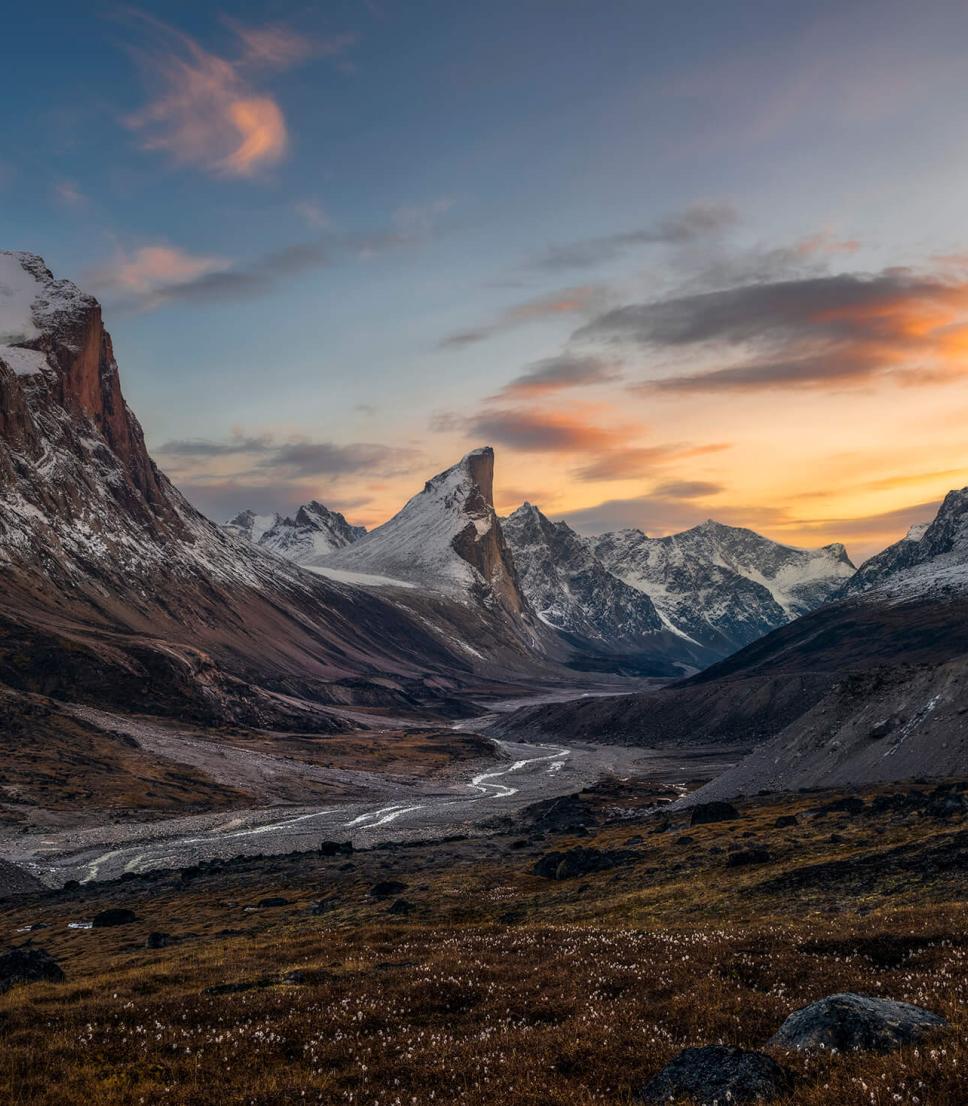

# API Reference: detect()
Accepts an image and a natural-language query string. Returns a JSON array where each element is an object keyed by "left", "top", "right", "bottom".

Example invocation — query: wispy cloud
[
  {"left": 52, "top": 180, "right": 88, "bottom": 208},
  {"left": 88, "top": 244, "right": 227, "bottom": 298},
  {"left": 493, "top": 354, "right": 622, "bottom": 400},
  {"left": 438, "top": 285, "right": 607, "bottom": 349},
  {"left": 434, "top": 407, "right": 624, "bottom": 453},
  {"left": 90, "top": 225, "right": 421, "bottom": 311},
  {"left": 158, "top": 433, "right": 420, "bottom": 479},
  {"left": 529, "top": 202, "right": 736, "bottom": 271},
  {"left": 573, "top": 442, "right": 730, "bottom": 481},
  {"left": 120, "top": 12, "right": 352, "bottom": 178}
]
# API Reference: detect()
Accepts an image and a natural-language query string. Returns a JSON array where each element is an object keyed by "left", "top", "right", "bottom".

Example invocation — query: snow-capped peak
[
  {"left": 224, "top": 510, "right": 280, "bottom": 544},
  {"left": 322, "top": 446, "right": 526, "bottom": 612}
]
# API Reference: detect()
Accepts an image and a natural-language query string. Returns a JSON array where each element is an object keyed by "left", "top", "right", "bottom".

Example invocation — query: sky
[{"left": 4, "top": 1, "right": 968, "bottom": 561}]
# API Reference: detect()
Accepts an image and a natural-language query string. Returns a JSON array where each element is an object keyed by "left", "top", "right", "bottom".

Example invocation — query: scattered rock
[
  {"left": 690, "top": 801, "right": 740, "bottom": 826},
  {"left": 318, "top": 841, "right": 353, "bottom": 857},
  {"left": 370, "top": 879, "right": 407, "bottom": 898},
  {"left": 638, "top": 1045, "right": 794, "bottom": 1104},
  {"left": 814, "top": 796, "right": 865, "bottom": 816},
  {"left": 92, "top": 908, "right": 138, "bottom": 928},
  {"left": 519, "top": 793, "right": 590, "bottom": 835},
  {"left": 0, "top": 947, "right": 65, "bottom": 993},
  {"left": 727, "top": 847, "right": 772, "bottom": 868},
  {"left": 532, "top": 846, "right": 636, "bottom": 880},
  {"left": 769, "top": 992, "right": 947, "bottom": 1053},
  {"left": 146, "top": 932, "right": 171, "bottom": 949},
  {"left": 308, "top": 898, "right": 338, "bottom": 916}
]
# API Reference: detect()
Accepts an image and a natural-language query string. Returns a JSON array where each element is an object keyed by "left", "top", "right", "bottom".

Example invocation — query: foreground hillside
[{"left": 1, "top": 777, "right": 964, "bottom": 1106}]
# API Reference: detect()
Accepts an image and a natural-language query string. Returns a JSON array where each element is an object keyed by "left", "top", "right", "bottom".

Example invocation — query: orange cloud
[
  {"left": 123, "top": 16, "right": 297, "bottom": 177},
  {"left": 89, "top": 245, "right": 226, "bottom": 299}
]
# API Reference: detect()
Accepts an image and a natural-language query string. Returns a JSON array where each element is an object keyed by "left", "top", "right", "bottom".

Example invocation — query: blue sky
[{"left": 4, "top": 1, "right": 968, "bottom": 557}]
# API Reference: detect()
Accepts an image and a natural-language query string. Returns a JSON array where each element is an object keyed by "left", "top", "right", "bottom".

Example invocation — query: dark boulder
[
  {"left": 92, "top": 908, "right": 138, "bottom": 927},
  {"left": 638, "top": 1045, "right": 794, "bottom": 1104},
  {"left": 769, "top": 992, "right": 947, "bottom": 1053},
  {"left": 370, "top": 879, "right": 407, "bottom": 898},
  {"left": 519, "top": 793, "right": 590, "bottom": 835},
  {"left": 257, "top": 896, "right": 290, "bottom": 908},
  {"left": 727, "top": 846, "right": 772, "bottom": 867},
  {"left": 690, "top": 801, "right": 740, "bottom": 826},
  {"left": 774, "top": 814, "right": 798, "bottom": 828},
  {"left": 532, "top": 846, "right": 636, "bottom": 881},
  {"left": 146, "top": 931, "right": 171, "bottom": 949},
  {"left": 0, "top": 947, "right": 65, "bottom": 993},
  {"left": 319, "top": 840, "right": 354, "bottom": 857},
  {"left": 309, "top": 897, "right": 338, "bottom": 916},
  {"left": 387, "top": 898, "right": 415, "bottom": 915}
]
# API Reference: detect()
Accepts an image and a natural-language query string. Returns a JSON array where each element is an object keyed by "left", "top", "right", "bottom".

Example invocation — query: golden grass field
[{"left": 1, "top": 780, "right": 964, "bottom": 1106}]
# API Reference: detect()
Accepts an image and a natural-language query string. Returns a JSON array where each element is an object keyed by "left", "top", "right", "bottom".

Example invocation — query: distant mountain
[
  {"left": 502, "top": 504, "right": 708, "bottom": 674},
  {"left": 592, "top": 521, "right": 855, "bottom": 657},
  {"left": 844, "top": 488, "right": 968, "bottom": 599},
  {"left": 227, "top": 501, "right": 365, "bottom": 565},
  {"left": 224, "top": 510, "right": 280, "bottom": 544},
  {"left": 493, "top": 490, "right": 968, "bottom": 796},
  {"left": 503, "top": 504, "right": 664, "bottom": 642},
  {"left": 322, "top": 447, "right": 526, "bottom": 610}
]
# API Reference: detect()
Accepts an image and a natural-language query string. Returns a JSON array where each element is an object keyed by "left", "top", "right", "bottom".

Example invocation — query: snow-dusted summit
[
  {"left": 845, "top": 487, "right": 968, "bottom": 599},
  {"left": 502, "top": 503, "right": 664, "bottom": 642},
  {"left": 227, "top": 502, "right": 365, "bottom": 564},
  {"left": 322, "top": 447, "right": 527, "bottom": 613},
  {"left": 589, "top": 520, "right": 854, "bottom": 658},
  {"left": 224, "top": 510, "right": 280, "bottom": 544}
]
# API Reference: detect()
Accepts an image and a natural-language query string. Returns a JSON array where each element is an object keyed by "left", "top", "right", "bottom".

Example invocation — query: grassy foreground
[{"left": 0, "top": 781, "right": 965, "bottom": 1105}]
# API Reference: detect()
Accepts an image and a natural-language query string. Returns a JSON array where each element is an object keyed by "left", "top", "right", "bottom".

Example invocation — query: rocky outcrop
[
  {"left": 769, "top": 993, "right": 947, "bottom": 1053},
  {"left": 845, "top": 487, "right": 968, "bottom": 598},
  {"left": 324, "top": 447, "right": 532, "bottom": 622},
  {"left": 638, "top": 1045, "right": 794, "bottom": 1104}
]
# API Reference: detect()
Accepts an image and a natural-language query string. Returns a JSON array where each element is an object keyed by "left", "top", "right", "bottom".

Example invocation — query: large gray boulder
[
  {"left": 638, "top": 1045, "right": 794, "bottom": 1103},
  {"left": 770, "top": 992, "right": 946, "bottom": 1053}
]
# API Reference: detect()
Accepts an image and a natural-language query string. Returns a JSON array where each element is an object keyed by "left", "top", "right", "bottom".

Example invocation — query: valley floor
[{"left": 0, "top": 777, "right": 965, "bottom": 1106}]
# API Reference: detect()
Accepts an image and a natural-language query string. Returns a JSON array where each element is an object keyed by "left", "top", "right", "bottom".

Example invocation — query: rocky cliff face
[
  {"left": 503, "top": 505, "right": 663, "bottom": 640},
  {"left": 0, "top": 252, "right": 473, "bottom": 725},
  {"left": 845, "top": 488, "right": 968, "bottom": 599},
  {"left": 323, "top": 447, "right": 527, "bottom": 613}
]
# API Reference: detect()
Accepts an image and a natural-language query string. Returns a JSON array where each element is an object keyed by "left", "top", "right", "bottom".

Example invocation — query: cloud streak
[
  {"left": 158, "top": 434, "right": 421, "bottom": 479},
  {"left": 439, "top": 285, "right": 606, "bottom": 349},
  {"left": 493, "top": 354, "right": 622, "bottom": 399},
  {"left": 529, "top": 202, "right": 737, "bottom": 271},
  {"left": 575, "top": 269, "right": 968, "bottom": 392}
]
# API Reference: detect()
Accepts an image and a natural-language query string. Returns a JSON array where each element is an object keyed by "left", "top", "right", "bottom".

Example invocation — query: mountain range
[
  {"left": 494, "top": 486, "right": 968, "bottom": 797},
  {"left": 1, "top": 249, "right": 963, "bottom": 804},
  {"left": 231, "top": 483, "right": 855, "bottom": 675}
]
